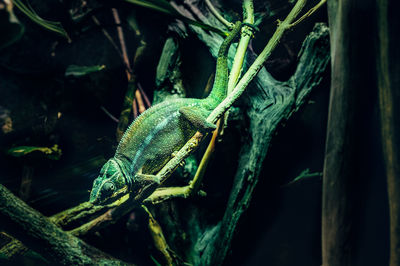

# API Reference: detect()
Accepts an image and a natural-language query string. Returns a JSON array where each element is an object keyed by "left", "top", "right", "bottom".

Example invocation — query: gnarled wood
[{"left": 0, "top": 184, "right": 131, "bottom": 265}]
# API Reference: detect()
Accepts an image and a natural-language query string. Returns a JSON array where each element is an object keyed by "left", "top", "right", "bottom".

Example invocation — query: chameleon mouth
[{"left": 90, "top": 185, "right": 129, "bottom": 205}]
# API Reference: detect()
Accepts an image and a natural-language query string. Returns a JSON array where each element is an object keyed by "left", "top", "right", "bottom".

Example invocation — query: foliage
[{"left": 12, "top": 0, "right": 69, "bottom": 39}]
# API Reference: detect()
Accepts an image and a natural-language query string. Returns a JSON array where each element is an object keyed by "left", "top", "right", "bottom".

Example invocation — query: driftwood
[
  {"left": 0, "top": 184, "right": 131, "bottom": 265},
  {"left": 155, "top": 1, "right": 330, "bottom": 263}
]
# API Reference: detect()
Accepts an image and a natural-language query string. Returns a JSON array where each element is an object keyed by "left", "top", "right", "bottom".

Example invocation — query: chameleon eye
[{"left": 103, "top": 182, "right": 115, "bottom": 192}]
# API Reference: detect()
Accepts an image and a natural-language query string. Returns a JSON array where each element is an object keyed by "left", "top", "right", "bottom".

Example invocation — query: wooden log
[{"left": 0, "top": 184, "right": 131, "bottom": 265}]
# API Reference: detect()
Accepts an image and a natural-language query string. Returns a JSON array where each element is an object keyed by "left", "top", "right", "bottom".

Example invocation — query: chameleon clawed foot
[
  {"left": 171, "top": 152, "right": 185, "bottom": 166},
  {"left": 135, "top": 173, "right": 161, "bottom": 184}
]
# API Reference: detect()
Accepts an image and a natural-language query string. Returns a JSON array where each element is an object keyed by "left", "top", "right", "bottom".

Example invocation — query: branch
[
  {"left": 289, "top": 0, "right": 327, "bottom": 28},
  {"left": 0, "top": 185, "right": 131, "bottom": 265},
  {"left": 201, "top": 22, "right": 330, "bottom": 266},
  {"left": 204, "top": 0, "right": 232, "bottom": 28},
  {"left": 152, "top": 0, "right": 309, "bottom": 199}
]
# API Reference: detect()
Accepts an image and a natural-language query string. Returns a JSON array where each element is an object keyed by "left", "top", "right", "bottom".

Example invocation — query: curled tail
[{"left": 205, "top": 21, "right": 242, "bottom": 107}]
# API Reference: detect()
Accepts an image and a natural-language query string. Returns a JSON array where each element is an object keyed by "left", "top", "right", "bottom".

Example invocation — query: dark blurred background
[{"left": 0, "top": 0, "right": 389, "bottom": 265}]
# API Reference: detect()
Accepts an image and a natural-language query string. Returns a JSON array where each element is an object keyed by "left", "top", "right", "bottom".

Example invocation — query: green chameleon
[{"left": 90, "top": 21, "right": 244, "bottom": 205}]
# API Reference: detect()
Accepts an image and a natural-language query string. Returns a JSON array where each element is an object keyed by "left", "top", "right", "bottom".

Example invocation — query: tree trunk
[
  {"left": 377, "top": 1, "right": 400, "bottom": 265},
  {"left": 323, "top": 0, "right": 377, "bottom": 265}
]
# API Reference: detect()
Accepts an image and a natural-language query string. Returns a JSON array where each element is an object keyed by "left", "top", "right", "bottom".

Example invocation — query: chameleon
[{"left": 89, "top": 21, "right": 243, "bottom": 205}]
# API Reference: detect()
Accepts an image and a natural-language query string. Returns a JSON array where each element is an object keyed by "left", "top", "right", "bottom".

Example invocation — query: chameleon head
[{"left": 89, "top": 158, "right": 129, "bottom": 205}]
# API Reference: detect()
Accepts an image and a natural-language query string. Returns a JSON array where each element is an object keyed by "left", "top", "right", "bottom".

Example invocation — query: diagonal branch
[{"left": 0, "top": 184, "right": 132, "bottom": 265}]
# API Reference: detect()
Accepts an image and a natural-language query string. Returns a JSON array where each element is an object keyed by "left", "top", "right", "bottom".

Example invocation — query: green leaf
[
  {"left": 7, "top": 144, "right": 62, "bottom": 160},
  {"left": 65, "top": 65, "right": 106, "bottom": 77},
  {"left": 284, "top": 168, "right": 322, "bottom": 186},
  {"left": 12, "top": 0, "right": 69, "bottom": 40},
  {"left": 123, "top": 0, "right": 226, "bottom": 36}
]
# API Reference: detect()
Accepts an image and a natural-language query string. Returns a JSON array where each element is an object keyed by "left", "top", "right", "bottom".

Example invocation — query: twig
[
  {"left": 133, "top": 98, "right": 138, "bottom": 118},
  {"left": 100, "top": 106, "right": 120, "bottom": 123},
  {"left": 112, "top": 8, "right": 133, "bottom": 76},
  {"left": 204, "top": 0, "right": 233, "bottom": 29},
  {"left": 68, "top": 194, "right": 130, "bottom": 236},
  {"left": 227, "top": 0, "right": 255, "bottom": 93},
  {"left": 289, "top": 0, "right": 327, "bottom": 28},
  {"left": 135, "top": 89, "right": 146, "bottom": 113},
  {"left": 222, "top": 0, "right": 255, "bottom": 133},
  {"left": 91, "top": 15, "right": 124, "bottom": 64},
  {"left": 113, "top": 9, "right": 148, "bottom": 140},
  {"left": 189, "top": 119, "right": 222, "bottom": 195},
  {"left": 207, "top": 0, "right": 307, "bottom": 124},
  {"left": 142, "top": 205, "right": 180, "bottom": 266},
  {"left": 138, "top": 83, "right": 151, "bottom": 107}
]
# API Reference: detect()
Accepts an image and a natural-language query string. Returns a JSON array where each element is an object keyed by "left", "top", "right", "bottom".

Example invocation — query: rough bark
[
  {"left": 323, "top": 0, "right": 377, "bottom": 265},
  {"left": 0, "top": 184, "right": 131, "bottom": 265},
  {"left": 377, "top": 1, "right": 400, "bottom": 265}
]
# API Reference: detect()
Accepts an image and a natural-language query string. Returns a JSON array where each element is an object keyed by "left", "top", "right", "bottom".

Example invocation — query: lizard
[{"left": 89, "top": 21, "right": 244, "bottom": 205}]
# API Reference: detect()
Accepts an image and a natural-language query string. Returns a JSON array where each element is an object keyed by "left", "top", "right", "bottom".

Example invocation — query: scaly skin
[{"left": 90, "top": 22, "right": 242, "bottom": 205}]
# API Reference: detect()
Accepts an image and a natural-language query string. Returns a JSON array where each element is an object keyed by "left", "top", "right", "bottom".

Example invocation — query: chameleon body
[{"left": 90, "top": 22, "right": 242, "bottom": 205}]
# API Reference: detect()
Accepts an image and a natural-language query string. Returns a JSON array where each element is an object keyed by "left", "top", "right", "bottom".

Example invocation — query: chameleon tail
[{"left": 206, "top": 21, "right": 242, "bottom": 107}]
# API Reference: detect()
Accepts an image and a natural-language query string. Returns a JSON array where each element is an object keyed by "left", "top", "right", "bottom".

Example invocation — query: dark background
[{"left": 0, "top": 0, "right": 389, "bottom": 265}]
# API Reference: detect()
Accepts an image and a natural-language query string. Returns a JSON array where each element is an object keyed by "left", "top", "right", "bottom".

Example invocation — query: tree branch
[{"left": 0, "top": 184, "right": 131, "bottom": 265}]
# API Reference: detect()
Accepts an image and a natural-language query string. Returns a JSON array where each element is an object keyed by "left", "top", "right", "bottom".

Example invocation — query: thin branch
[
  {"left": 222, "top": 0, "right": 255, "bottom": 133},
  {"left": 91, "top": 15, "right": 124, "bottom": 64},
  {"left": 112, "top": 8, "right": 133, "bottom": 76},
  {"left": 138, "top": 83, "right": 151, "bottom": 107},
  {"left": 100, "top": 106, "right": 120, "bottom": 123},
  {"left": 289, "top": 0, "right": 327, "bottom": 28},
  {"left": 135, "top": 89, "right": 146, "bottom": 113},
  {"left": 227, "top": 0, "right": 254, "bottom": 93},
  {"left": 204, "top": 0, "right": 233, "bottom": 29}
]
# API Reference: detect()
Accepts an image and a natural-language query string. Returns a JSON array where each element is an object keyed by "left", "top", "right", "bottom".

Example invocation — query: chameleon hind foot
[
  {"left": 171, "top": 151, "right": 185, "bottom": 167},
  {"left": 179, "top": 107, "right": 216, "bottom": 132},
  {"left": 135, "top": 173, "right": 161, "bottom": 184}
]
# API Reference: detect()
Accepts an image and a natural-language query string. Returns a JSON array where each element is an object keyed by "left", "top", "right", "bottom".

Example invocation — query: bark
[
  {"left": 0, "top": 184, "right": 131, "bottom": 265},
  {"left": 377, "top": 1, "right": 400, "bottom": 265},
  {"left": 323, "top": 0, "right": 377, "bottom": 265}
]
